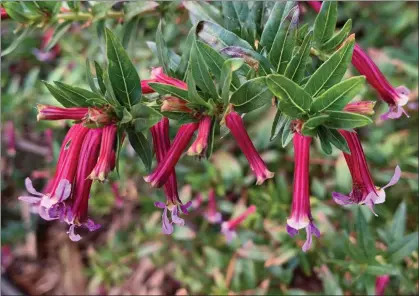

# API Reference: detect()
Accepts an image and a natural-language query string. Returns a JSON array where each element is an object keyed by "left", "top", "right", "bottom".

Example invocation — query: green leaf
[
  {"left": 186, "top": 70, "right": 209, "bottom": 107},
  {"left": 327, "top": 129, "right": 350, "bottom": 153},
  {"left": 222, "top": 2, "right": 246, "bottom": 35},
  {"left": 195, "top": 41, "right": 225, "bottom": 82},
  {"left": 220, "top": 58, "right": 244, "bottom": 105},
  {"left": 127, "top": 129, "right": 152, "bottom": 172},
  {"left": 304, "top": 39, "right": 355, "bottom": 97},
  {"left": 220, "top": 46, "right": 274, "bottom": 76},
  {"left": 281, "top": 117, "right": 293, "bottom": 147},
  {"left": 365, "top": 265, "right": 400, "bottom": 276},
  {"left": 206, "top": 118, "right": 218, "bottom": 159},
  {"left": 86, "top": 59, "right": 100, "bottom": 94},
  {"left": 44, "top": 82, "right": 78, "bottom": 108},
  {"left": 146, "top": 41, "right": 181, "bottom": 73},
  {"left": 260, "top": 2, "right": 296, "bottom": 52},
  {"left": 230, "top": 77, "right": 273, "bottom": 113},
  {"left": 102, "top": 70, "right": 120, "bottom": 106},
  {"left": 22, "top": 2, "right": 44, "bottom": 16},
  {"left": 1, "top": 26, "right": 34, "bottom": 57},
  {"left": 270, "top": 110, "right": 289, "bottom": 141},
  {"left": 266, "top": 74, "right": 312, "bottom": 118},
  {"left": 390, "top": 202, "right": 407, "bottom": 241},
  {"left": 184, "top": 1, "right": 223, "bottom": 25},
  {"left": 356, "top": 208, "right": 376, "bottom": 261},
  {"left": 321, "top": 19, "right": 352, "bottom": 52},
  {"left": 54, "top": 81, "right": 100, "bottom": 107},
  {"left": 301, "top": 115, "right": 329, "bottom": 136},
  {"left": 122, "top": 17, "right": 139, "bottom": 49},
  {"left": 130, "top": 103, "right": 163, "bottom": 132},
  {"left": 268, "top": 6, "right": 299, "bottom": 74},
  {"left": 155, "top": 21, "right": 172, "bottom": 76},
  {"left": 67, "top": 0, "right": 80, "bottom": 12},
  {"left": 105, "top": 28, "right": 142, "bottom": 108},
  {"left": 190, "top": 42, "right": 219, "bottom": 100},
  {"left": 284, "top": 31, "right": 313, "bottom": 83},
  {"left": 323, "top": 111, "right": 372, "bottom": 129},
  {"left": 175, "top": 24, "right": 198, "bottom": 80},
  {"left": 44, "top": 21, "right": 72, "bottom": 52},
  {"left": 3, "top": 2, "right": 29, "bottom": 22},
  {"left": 36, "top": 1, "right": 59, "bottom": 13},
  {"left": 115, "top": 127, "right": 125, "bottom": 176},
  {"left": 94, "top": 61, "right": 106, "bottom": 95},
  {"left": 197, "top": 21, "right": 253, "bottom": 50},
  {"left": 387, "top": 232, "right": 418, "bottom": 263},
  {"left": 313, "top": 1, "right": 337, "bottom": 45},
  {"left": 148, "top": 82, "right": 189, "bottom": 101},
  {"left": 317, "top": 126, "right": 333, "bottom": 155},
  {"left": 310, "top": 76, "right": 365, "bottom": 114},
  {"left": 124, "top": 1, "right": 159, "bottom": 21}
]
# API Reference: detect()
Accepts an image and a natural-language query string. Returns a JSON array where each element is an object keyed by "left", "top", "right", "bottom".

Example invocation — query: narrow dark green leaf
[
  {"left": 3, "top": 2, "right": 29, "bottom": 22},
  {"left": 321, "top": 19, "right": 352, "bottom": 52},
  {"left": 175, "top": 24, "right": 198, "bottom": 80},
  {"left": 105, "top": 28, "right": 142, "bottom": 108},
  {"left": 268, "top": 6, "right": 299, "bottom": 74},
  {"left": 1, "top": 26, "right": 34, "bottom": 57},
  {"left": 130, "top": 103, "right": 163, "bottom": 132},
  {"left": 365, "top": 265, "right": 400, "bottom": 276},
  {"left": 266, "top": 74, "right": 312, "bottom": 118},
  {"left": 310, "top": 76, "right": 365, "bottom": 114},
  {"left": 44, "top": 82, "right": 78, "bottom": 108},
  {"left": 281, "top": 117, "right": 293, "bottom": 147},
  {"left": 155, "top": 21, "right": 172, "bottom": 76},
  {"left": 36, "top": 1, "right": 59, "bottom": 13},
  {"left": 22, "top": 2, "right": 44, "bottom": 16},
  {"left": 390, "top": 202, "right": 407, "bottom": 241},
  {"left": 387, "top": 232, "right": 418, "bottom": 263},
  {"left": 206, "top": 118, "right": 218, "bottom": 159},
  {"left": 313, "top": 1, "right": 337, "bottom": 45},
  {"left": 127, "top": 129, "right": 152, "bottom": 172},
  {"left": 94, "top": 61, "right": 106, "bottom": 95},
  {"left": 324, "top": 111, "right": 372, "bottom": 129},
  {"left": 103, "top": 70, "right": 120, "bottom": 106},
  {"left": 186, "top": 70, "right": 210, "bottom": 107},
  {"left": 196, "top": 41, "right": 225, "bottom": 81},
  {"left": 285, "top": 31, "right": 313, "bottom": 83},
  {"left": 124, "top": 1, "right": 159, "bottom": 21},
  {"left": 356, "top": 208, "right": 376, "bottom": 261},
  {"left": 260, "top": 2, "right": 296, "bottom": 52},
  {"left": 190, "top": 42, "right": 219, "bottom": 100},
  {"left": 327, "top": 129, "right": 350, "bottom": 153},
  {"left": 67, "top": 0, "right": 80, "bottom": 12},
  {"left": 184, "top": 1, "right": 223, "bottom": 25},
  {"left": 220, "top": 46, "right": 273, "bottom": 76},
  {"left": 301, "top": 115, "right": 329, "bottom": 136},
  {"left": 54, "top": 81, "right": 100, "bottom": 107},
  {"left": 220, "top": 58, "right": 244, "bottom": 105},
  {"left": 45, "top": 21, "right": 72, "bottom": 52},
  {"left": 317, "top": 126, "right": 333, "bottom": 155},
  {"left": 146, "top": 41, "right": 181, "bottom": 73},
  {"left": 222, "top": 2, "right": 245, "bottom": 35},
  {"left": 230, "top": 77, "right": 273, "bottom": 113},
  {"left": 304, "top": 39, "right": 355, "bottom": 97},
  {"left": 122, "top": 17, "right": 139, "bottom": 49},
  {"left": 270, "top": 110, "right": 289, "bottom": 141},
  {"left": 115, "top": 127, "right": 125, "bottom": 176},
  {"left": 148, "top": 82, "right": 189, "bottom": 102},
  {"left": 197, "top": 21, "right": 253, "bottom": 50},
  {"left": 86, "top": 59, "right": 100, "bottom": 94}
]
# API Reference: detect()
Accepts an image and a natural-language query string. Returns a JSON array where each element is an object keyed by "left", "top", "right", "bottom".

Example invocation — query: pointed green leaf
[
  {"left": 310, "top": 76, "right": 365, "bottom": 113},
  {"left": 1, "top": 26, "right": 34, "bottom": 57},
  {"left": 230, "top": 77, "right": 273, "bottom": 113},
  {"left": 390, "top": 202, "right": 407, "bottom": 241},
  {"left": 321, "top": 19, "right": 352, "bottom": 52},
  {"left": 86, "top": 59, "right": 100, "bottom": 94},
  {"left": 105, "top": 28, "right": 142, "bottom": 108},
  {"left": 387, "top": 232, "right": 419, "bottom": 263},
  {"left": 365, "top": 265, "right": 400, "bottom": 276},
  {"left": 356, "top": 208, "right": 376, "bottom": 260},
  {"left": 313, "top": 1, "right": 337, "bottom": 45},
  {"left": 122, "top": 17, "right": 139, "bottom": 49},
  {"left": 148, "top": 82, "right": 189, "bottom": 102},
  {"left": 146, "top": 41, "right": 181, "bottom": 73},
  {"left": 220, "top": 58, "right": 244, "bottom": 105},
  {"left": 44, "top": 82, "right": 77, "bottom": 108},
  {"left": 260, "top": 2, "right": 296, "bottom": 52},
  {"left": 130, "top": 103, "right": 163, "bottom": 132},
  {"left": 285, "top": 31, "right": 313, "bottom": 83},
  {"left": 301, "top": 115, "right": 329, "bottom": 136},
  {"left": 324, "top": 111, "right": 372, "bottom": 129},
  {"left": 115, "top": 127, "right": 125, "bottom": 176},
  {"left": 3, "top": 2, "right": 29, "bottom": 22},
  {"left": 268, "top": 6, "right": 299, "bottom": 74},
  {"left": 187, "top": 70, "right": 210, "bottom": 107},
  {"left": 270, "top": 111, "right": 289, "bottom": 141},
  {"left": 304, "top": 39, "right": 355, "bottom": 97},
  {"left": 281, "top": 117, "right": 293, "bottom": 147},
  {"left": 102, "top": 70, "right": 120, "bottom": 106},
  {"left": 327, "top": 129, "right": 350, "bottom": 153},
  {"left": 317, "top": 126, "right": 333, "bottom": 155},
  {"left": 183, "top": 1, "right": 223, "bottom": 25},
  {"left": 156, "top": 21, "right": 173, "bottom": 76},
  {"left": 220, "top": 46, "right": 273, "bottom": 76},
  {"left": 94, "top": 61, "right": 106, "bottom": 95},
  {"left": 54, "top": 81, "right": 100, "bottom": 107},
  {"left": 267, "top": 74, "right": 312, "bottom": 118},
  {"left": 45, "top": 21, "right": 72, "bottom": 52},
  {"left": 124, "top": 1, "right": 159, "bottom": 21},
  {"left": 127, "top": 129, "right": 152, "bottom": 172},
  {"left": 175, "top": 24, "right": 198, "bottom": 80}
]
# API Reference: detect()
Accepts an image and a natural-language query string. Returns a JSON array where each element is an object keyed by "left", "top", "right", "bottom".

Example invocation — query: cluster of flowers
[{"left": 19, "top": 106, "right": 117, "bottom": 241}]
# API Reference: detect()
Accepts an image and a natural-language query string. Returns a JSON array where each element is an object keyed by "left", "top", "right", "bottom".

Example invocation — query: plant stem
[{"left": 56, "top": 10, "right": 124, "bottom": 22}]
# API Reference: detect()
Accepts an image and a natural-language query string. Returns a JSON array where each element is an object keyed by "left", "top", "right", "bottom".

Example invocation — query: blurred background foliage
[{"left": 1, "top": 1, "right": 418, "bottom": 295}]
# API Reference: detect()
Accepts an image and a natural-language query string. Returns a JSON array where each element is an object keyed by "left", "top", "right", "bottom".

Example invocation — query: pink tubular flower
[
  {"left": 344, "top": 101, "right": 376, "bottom": 115},
  {"left": 187, "top": 115, "right": 212, "bottom": 157},
  {"left": 307, "top": 2, "right": 410, "bottom": 120},
  {"left": 332, "top": 130, "right": 401, "bottom": 215},
  {"left": 141, "top": 67, "right": 188, "bottom": 94},
  {"left": 4, "top": 121, "right": 16, "bottom": 156},
  {"left": 375, "top": 275, "right": 390, "bottom": 296},
  {"left": 225, "top": 111, "right": 274, "bottom": 185},
  {"left": 151, "top": 118, "right": 192, "bottom": 234},
  {"left": 286, "top": 133, "right": 320, "bottom": 252},
  {"left": 191, "top": 192, "right": 204, "bottom": 210},
  {"left": 204, "top": 188, "right": 222, "bottom": 224},
  {"left": 19, "top": 123, "right": 89, "bottom": 217},
  {"left": 37, "top": 104, "right": 88, "bottom": 121},
  {"left": 221, "top": 205, "right": 256, "bottom": 243},
  {"left": 1, "top": 7, "right": 9, "bottom": 20},
  {"left": 89, "top": 125, "right": 117, "bottom": 181},
  {"left": 352, "top": 44, "right": 410, "bottom": 120},
  {"left": 144, "top": 122, "right": 199, "bottom": 188},
  {"left": 64, "top": 128, "right": 103, "bottom": 241},
  {"left": 161, "top": 97, "right": 192, "bottom": 113}
]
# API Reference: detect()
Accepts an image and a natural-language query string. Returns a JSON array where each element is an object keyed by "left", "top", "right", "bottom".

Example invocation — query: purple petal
[
  {"left": 85, "top": 219, "right": 101, "bottom": 231},
  {"left": 382, "top": 165, "right": 401, "bottom": 190},
  {"left": 162, "top": 208, "right": 173, "bottom": 235},
  {"left": 180, "top": 201, "right": 193, "bottom": 214},
  {"left": 302, "top": 223, "right": 320, "bottom": 252},
  {"left": 364, "top": 195, "right": 378, "bottom": 217},
  {"left": 154, "top": 201, "right": 166, "bottom": 209},
  {"left": 171, "top": 207, "right": 185, "bottom": 226},
  {"left": 38, "top": 206, "right": 59, "bottom": 221},
  {"left": 67, "top": 225, "right": 82, "bottom": 242},
  {"left": 286, "top": 224, "right": 299, "bottom": 237},
  {"left": 18, "top": 196, "right": 41, "bottom": 204},
  {"left": 310, "top": 222, "right": 320, "bottom": 238},
  {"left": 395, "top": 85, "right": 410, "bottom": 97},
  {"left": 54, "top": 179, "right": 72, "bottom": 202},
  {"left": 381, "top": 106, "right": 403, "bottom": 120},
  {"left": 24, "top": 177, "right": 43, "bottom": 197},
  {"left": 221, "top": 223, "right": 236, "bottom": 243},
  {"left": 206, "top": 212, "right": 222, "bottom": 224},
  {"left": 332, "top": 192, "right": 352, "bottom": 206}
]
